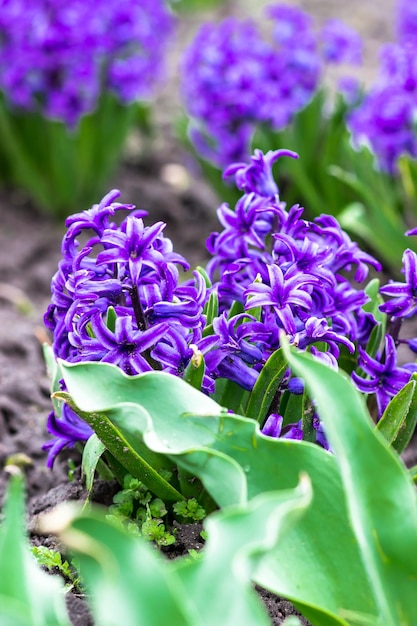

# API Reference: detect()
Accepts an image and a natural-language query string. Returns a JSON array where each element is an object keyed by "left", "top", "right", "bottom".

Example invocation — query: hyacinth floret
[
  {"left": 43, "top": 404, "right": 93, "bottom": 469},
  {"left": 351, "top": 334, "right": 413, "bottom": 416},
  {"left": 223, "top": 148, "right": 298, "bottom": 197},
  {"left": 380, "top": 249, "right": 417, "bottom": 318}
]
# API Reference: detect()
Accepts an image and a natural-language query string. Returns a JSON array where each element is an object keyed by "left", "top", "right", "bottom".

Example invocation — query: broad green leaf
[
  {"left": 0, "top": 475, "right": 71, "bottom": 626},
  {"left": 377, "top": 375, "right": 417, "bottom": 453},
  {"left": 58, "top": 360, "right": 222, "bottom": 448},
  {"left": 60, "top": 360, "right": 379, "bottom": 625},
  {"left": 283, "top": 341, "right": 417, "bottom": 626}
]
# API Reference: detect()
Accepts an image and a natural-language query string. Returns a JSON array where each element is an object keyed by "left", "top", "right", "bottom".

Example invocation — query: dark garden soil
[{"left": 0, "top": 2, "right": 414, "bottom": 625}]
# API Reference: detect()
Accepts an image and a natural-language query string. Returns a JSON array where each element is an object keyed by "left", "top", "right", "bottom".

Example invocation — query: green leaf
[
  {"left": 48, "top": 508, "right": 197, "bottom": 626},
  {"left": 0, "top": 475, "right": 71, "bottom": 626},
  {"left": 377, "top": 374, "right": 417, "bottom": 453},
  {"left": 283, "top": 339, "right": 417, "bottom": 626},
  {"left": 245, "top": 348, "right": 287, "bottom": 423},
  {"left": 82, "top": 434, "right": 107, "bottom": 495},
  {"left": 204, "top": 289, "right": 219, "bottom": 326}
]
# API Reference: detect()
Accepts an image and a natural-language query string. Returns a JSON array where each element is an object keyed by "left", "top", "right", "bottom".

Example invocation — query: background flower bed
[{"left": 0, "top": 1, "right": 413, "bottom": 625}]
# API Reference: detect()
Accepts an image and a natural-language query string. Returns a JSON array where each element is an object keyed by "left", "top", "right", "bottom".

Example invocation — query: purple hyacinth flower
[
  {"left": 351, "top": 334, "right": 411, "bottom": 416},
  {"left": 380, "top": 249, "right": 417, "bottom": 318},
  {"left": 312, "top": 414, "right": 330, "bottom": 451},
  {"left": 261, "top": 413, "right": 283, "bottom": 437},
  {"left": 261, "top": 414, "right": 303, "bottom": 441},
  {"left": 300, "top": 316, "right": 355, "bottom": 357},
  {"left": 75, "top": 313, "right": 169, "bottom": 375},
  {"left": 97, "top": 217, "right": 167, "bottom": 284},
  {"left": 43, "top": 404, "right": 94, "bottom": 469},
  {"left": 287, "top": 377, "right": 304, "bottom": 395},
  {"left": 203, "top": 312, "right": 269, "bottom": 391},
  {"left": 223, "top": 148, "right": 298, "bottom": 197},
  {"left": 245, "top": 263, "right": 320, "bottom": 334},
  {"left": 213, "top": 194, "right": 274, "bottom": 255},
  {"left": 64, "top": 189, "right": 136, "bottom": 245}
]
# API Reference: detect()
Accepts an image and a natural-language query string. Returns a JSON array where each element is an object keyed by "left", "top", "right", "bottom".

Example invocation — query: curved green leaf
[{"left": 283, "top": 340, "right": 417, "bottom": 626}]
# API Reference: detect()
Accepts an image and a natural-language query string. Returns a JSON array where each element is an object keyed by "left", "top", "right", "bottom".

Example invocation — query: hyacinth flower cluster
[
  {"left": 44, "top": 147, "right": 391, "bottom": 467},
  {"left": 348, "top": 0, "right": 417, "bottom": 175},
  {"left": 0, "top": 0, "right": 174, "bottom": 127},
  {"left": 0, "top": 0, "right": 175, "bottom": 218},
  {"left": 180, "top": 2, "right": 362, "bottom": 168}
]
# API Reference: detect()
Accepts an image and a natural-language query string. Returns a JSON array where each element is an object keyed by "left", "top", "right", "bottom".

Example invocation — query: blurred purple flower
[
  {"left": 319, "top": 19, "right": 362, "bottom": 65},
  {"left": 180, "top": 11, "right": 321, "bottom": 167},
  {"left": 265, "top": 4, "right": 315, "bottom": 48},
  {"left": 396, "top": 0, "right": 417, "bottom": 44},
  {"left": 0, "top": 0, "right": 174, "bottom": 127},
  {"left": 348, "top": 42, "right": 417, "bottom": 174}
]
